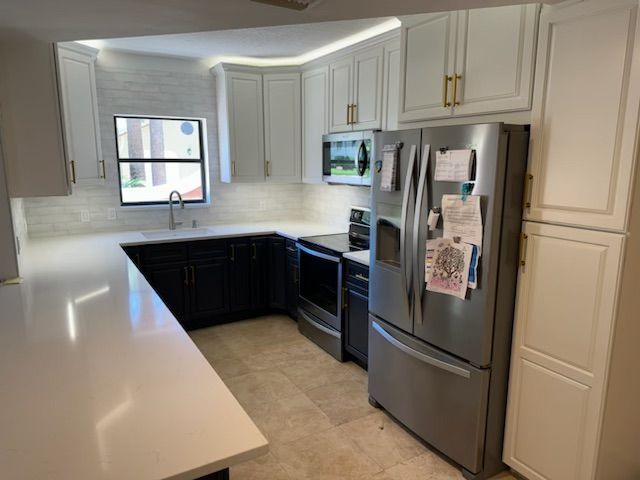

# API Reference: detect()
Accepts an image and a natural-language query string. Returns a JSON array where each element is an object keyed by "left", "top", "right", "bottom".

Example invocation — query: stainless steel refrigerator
[{"left": 368, "top": 123, "right": 529, "bottom": 480}]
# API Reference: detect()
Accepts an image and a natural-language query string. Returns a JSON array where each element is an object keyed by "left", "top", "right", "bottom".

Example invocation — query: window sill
[{"left": 119, "top": 201, "right": 211, "bottom": 211}]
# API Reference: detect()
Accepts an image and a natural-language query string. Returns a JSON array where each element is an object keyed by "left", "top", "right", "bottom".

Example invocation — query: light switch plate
[{"left": 80, "top": 210, "right": 90, "bottom": 222}]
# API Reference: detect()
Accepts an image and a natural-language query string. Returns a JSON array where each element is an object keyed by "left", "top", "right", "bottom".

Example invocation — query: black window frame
[{"left": 114, "top": 115, "right": 207, "bottom": 207}]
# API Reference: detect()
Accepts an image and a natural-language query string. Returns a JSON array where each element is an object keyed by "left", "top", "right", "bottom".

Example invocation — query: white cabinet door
[
  {"left": 398, "top": 12, "right": 457, "bottom": 122},
  {"left": 0, "top": 39, "right": 70, "bottom": 197},
  {"left": 352, "top": 47, "right": 383, "bottom": 130},
  {"left": 382, "top": 40, "right": 401, "bottom": 131},
  {"left": 226, "top": 71, "right": 265, "bottom": 183},
  {"left": 329, "top": 57, "right": 353, "bottom": 132},
  {"left": 453, "top": 4, "right": 538, "bottom": 116},
  {"left": 57, "top": 45, "right": 104, "bottom": 183},
  {"left": 525, "top": 0, "right": 640, "bottom": 231},
  {"left": 302, "top": 66, "right": 328, "bottom": 184},
  {"left": 263, "top": 72, "right": 301, "bottom": 183},
  {"left": 504, "top": 222, "right": 623, "bottom": 480}
]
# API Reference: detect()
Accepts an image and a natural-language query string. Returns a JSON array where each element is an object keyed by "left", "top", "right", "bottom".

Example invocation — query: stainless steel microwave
[{"left": 322, "top": 131, "right": 375, "bottom": 186}]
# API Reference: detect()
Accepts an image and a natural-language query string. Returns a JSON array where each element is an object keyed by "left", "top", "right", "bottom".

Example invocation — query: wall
[
  {"left": 0, "top": 145, "right": 19, "bottom": 280},
  {"left": 303, "top": 184, "right": 370, "bottom": 229},
  {"left": 23, "top": 49, "right": 305, "bottom": 237}
]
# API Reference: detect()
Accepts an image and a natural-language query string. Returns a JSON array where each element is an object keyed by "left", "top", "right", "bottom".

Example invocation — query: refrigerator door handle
[
  {"left": 412, "top": 144, "right": 430, "bottom": 324},
  {"left": 400, "top": 144, "right": 418, "bottom": 312},
  {"left": 372, "top": 320, "right": 471, "bottom": 378}
]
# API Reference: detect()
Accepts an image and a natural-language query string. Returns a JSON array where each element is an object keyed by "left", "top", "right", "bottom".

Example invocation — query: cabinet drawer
[
  {"left": 188, "top": 239, "right": 227, "bottom": 260},
  {"left": 285, "top": 239, "right": 298, "bottom": 259},
  {"left": 346, "top": 260, "right": 369, "bottom": 290},
  {"left": 142, "top": 242, "right": 188, "bottom": 265}
]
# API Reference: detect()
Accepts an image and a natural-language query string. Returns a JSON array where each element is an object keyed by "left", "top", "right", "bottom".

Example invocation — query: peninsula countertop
[{"left": 0, "top": 221, "right": 344, "bottom": 480}]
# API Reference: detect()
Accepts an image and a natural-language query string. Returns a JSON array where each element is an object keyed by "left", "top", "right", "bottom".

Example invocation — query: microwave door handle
[
  {"left": 400, "top": 144, "right": 417, "bottom": 312},
  {"left": 357, "top": 141, "right": 368, "bottom": 177},
  {"left": 412, "top": 144, "right": 430, "bottom": 325}
]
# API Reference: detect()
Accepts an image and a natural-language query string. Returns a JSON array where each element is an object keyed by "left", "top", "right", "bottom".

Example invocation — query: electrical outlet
[
  {"left": 80, "top": 210, "right": 90, "bottom": 222},
  {"left": 107, "top": 208, "right": 117, "bottom": 220}
]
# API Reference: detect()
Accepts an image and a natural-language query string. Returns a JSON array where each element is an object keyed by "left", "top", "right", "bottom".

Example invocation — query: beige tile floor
[{"left": 189, "top": 314, "right": 519, "bottom": 480}]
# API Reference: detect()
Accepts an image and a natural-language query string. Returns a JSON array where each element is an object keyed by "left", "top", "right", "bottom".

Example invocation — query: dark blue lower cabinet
[
  {"left": 196, "top": 468, "right": 229, "bottom": 480},
  {"left": 132, "top": 235, "right": 291, "bottom": 330},
  {"left": 343, "top": 260, "right": 370, "bottom": 366}
]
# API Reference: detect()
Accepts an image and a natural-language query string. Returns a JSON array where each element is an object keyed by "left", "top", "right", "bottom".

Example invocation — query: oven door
[{"left": 297, "top": 243, "right": 343, "bottom": 331}]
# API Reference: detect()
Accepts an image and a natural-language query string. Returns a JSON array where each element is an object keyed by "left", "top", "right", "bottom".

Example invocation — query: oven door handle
[{"left": 297, "top": 243, "right": 341, "bottom": 263}]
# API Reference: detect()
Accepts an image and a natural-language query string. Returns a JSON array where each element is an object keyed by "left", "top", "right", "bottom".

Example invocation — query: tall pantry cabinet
[{"left": 503, "top": 1, "right": 640, "bottom": 480}]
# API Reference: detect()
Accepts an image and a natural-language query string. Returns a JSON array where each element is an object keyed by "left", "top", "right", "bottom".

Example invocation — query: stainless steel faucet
[{"left": 168, "top": 190, "right": 184, "bottom": 230}]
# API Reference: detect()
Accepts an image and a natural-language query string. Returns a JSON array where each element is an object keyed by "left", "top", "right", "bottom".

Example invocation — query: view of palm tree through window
[{"left": 115, "top": 116, "right": 206, "bottom": 205}]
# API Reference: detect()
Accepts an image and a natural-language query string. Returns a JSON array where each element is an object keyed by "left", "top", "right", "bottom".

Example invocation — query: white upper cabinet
[
  {"left": 263, "top": 72, "right": 301, "bottom": 183},
  {"left": 329, "top": 57, "right": 354, "bottom": 132},
  {"left": 504, "top": 222, "right": 624, "bottom": 480},
  {"left": 398, "top": 5, "right": 539, "bottom": 123},
  {"left": 524, "top": 0, "right": 640, "bottom": 232},
  {"left": 57, "top": 44, "right": 104, "bottom": 183},
  {"left": 302, "top": 66, "right": 329, "bottom": 184},
  {"left": 352, "top": 47, "right": 383, "bottom": 130},
  {"left": 399, "top": 12, "right": 457, "bottom": 122},
  {"left": 328, "top": 45, "right": 383, "bottom": 132},
  {"left": 0, "top": 38, "right": 70, "bottom": 197},
  {"left": 382, "top": 40, "right": 401, "bottom": 131},
  {"left": 215, "top": 66, "right": 265, "bottom": 183},
  {"left": 453, "top": 4, "right": 539, "bottom": 117}
]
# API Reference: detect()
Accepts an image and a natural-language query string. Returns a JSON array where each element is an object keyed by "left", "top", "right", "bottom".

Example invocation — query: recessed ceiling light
[{"left": 250, "top": 0, "right": 323, "bottom": 11}]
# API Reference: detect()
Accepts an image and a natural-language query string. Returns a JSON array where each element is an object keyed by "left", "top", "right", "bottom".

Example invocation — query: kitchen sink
[{"left": 141, "top": 228, "right": 211, "bottom": 240}]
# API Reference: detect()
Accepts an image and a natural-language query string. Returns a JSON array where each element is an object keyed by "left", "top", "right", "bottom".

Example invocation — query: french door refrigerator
[{"left": 368, "top": 123, "right": 529, "bottom": 480}]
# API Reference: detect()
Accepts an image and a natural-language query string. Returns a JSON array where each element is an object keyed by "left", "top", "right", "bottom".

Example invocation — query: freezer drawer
[{"left": 368, "top": 317, "right": 490, "bottom": 474}]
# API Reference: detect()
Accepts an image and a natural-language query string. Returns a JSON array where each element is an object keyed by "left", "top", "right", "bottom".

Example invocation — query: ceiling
[
  {"left": 0, "top": 0, "right": 560, "bottom": 43},
  {"left": 86, "top": 17, "right": 397, "bottom": 62}
]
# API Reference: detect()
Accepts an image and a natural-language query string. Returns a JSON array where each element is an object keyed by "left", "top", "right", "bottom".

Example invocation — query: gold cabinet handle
[
  {"left": 252, "top": 243, "right": 257, "bottom": 261},
  {"left": 443, "top": 75, "right": 452, "bottom": 108},
  {"left": 191, "top": 265, "right": 196, "bottom": 286},
  {"left": 70, "top": 160, "right": 77, "bottom": 184},
  {"left": 99, "top": 159, "right": 106, "bottom": 179},
  {"left": 346, "top": 104, "right": 351, "bottom": 125},
  {"left": 453, "top": 74, "right": 462, "bottom": 106},
  {"left": 184, "top": 266, "right": 189, "bottom": 286},
  {"left": 231, "top": 161, "right": 236, "bottom": 176},
  {"left": 519, "top": 233, "right": 529, "bottom": 268},
  {"left": 266, "top": 160, "right": 271, "bottom": 177},
  {"left": 523, "top": 173, "right": 534, "bottom": 209},
  {"left": 230, "top": 244, "right": 235, "bottom": 262},
  {"left": 351, "top": 104, "right": 357, "bottom": 125},
  {"left": 342, "top": 287, "right": 348, "bottom": 309}
]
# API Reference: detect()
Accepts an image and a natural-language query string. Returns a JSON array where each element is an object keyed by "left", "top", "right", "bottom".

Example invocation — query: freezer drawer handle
[
  {"left": 300, "top": 310, "right": 340, "bottom": 338},
  {"left": 372, "top": 321, "right": 471, "bottom": 379}
]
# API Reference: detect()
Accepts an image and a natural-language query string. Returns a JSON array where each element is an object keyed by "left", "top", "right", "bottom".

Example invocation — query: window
[{"left": 115, "top": 115, "right": 207, "bottom": 206}]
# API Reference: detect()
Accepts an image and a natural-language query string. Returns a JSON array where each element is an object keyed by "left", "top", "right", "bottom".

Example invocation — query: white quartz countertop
[
  {"left": 343, "top": 249, "right": 370, "bottom": 267},
  {"left": 0, "top": 221, "right": 344, "bottom": 480}
]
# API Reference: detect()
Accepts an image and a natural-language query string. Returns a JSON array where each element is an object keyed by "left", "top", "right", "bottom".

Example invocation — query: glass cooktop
[{"left": 299, "top": 233, "right": 363, "bottom": 254}]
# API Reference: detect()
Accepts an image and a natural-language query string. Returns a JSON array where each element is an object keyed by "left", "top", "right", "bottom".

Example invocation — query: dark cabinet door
[
  {"left": 345, "top": 284, "right": 369, "bottom": 364},
  {"left": 251, "top": 238, "right": 270, "bottom": 311},
  {"left": 269, "top": 237, "right": 287, "bottom": 310},
  {"left": 286, "top": 254, "right": 299, "bottom": 319},
  {"left": 145, "top": 261, "right": 189, "bottom": 324},
  {"left": 229, "top": 240, "right": 253, "bottom": 312},
  {"left": 189, "top": 259, "right": 229, "bottom": 320}
]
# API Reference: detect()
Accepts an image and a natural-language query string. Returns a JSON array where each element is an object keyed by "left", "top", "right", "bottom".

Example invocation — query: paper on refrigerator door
[
  {"left": 379, "top": 146, "right": 399, "bottom": 192},
  {"left": 426, "top": 238, "right": 472, "bottom": 299},
  {"left": 434, "top": 149, "right": 474, "bottom": 182},
  {"left": 442, "top": 194, "right": 483, "bottom": 252}
]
